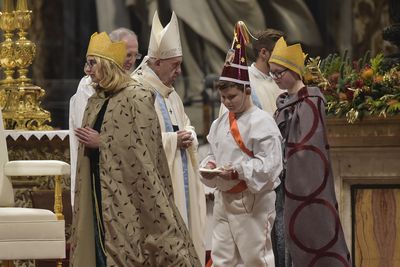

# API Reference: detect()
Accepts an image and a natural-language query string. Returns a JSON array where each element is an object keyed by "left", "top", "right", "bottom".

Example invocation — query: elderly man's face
[
  {"left": 122, "top": 35, "right": 139, "bottom": 73},
  {"left": 154, "top": 56, "right": 182, "bottom": 87}
]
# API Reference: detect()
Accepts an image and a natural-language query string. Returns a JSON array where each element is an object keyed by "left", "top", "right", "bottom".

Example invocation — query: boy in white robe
[{"left": 200, "top": 21, "right": 283, "bottom": 267}]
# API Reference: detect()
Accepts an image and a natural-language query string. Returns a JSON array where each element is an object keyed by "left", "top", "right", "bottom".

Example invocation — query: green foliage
[
  {"left": 370, "top": 53, "right": 384, "bottom": 74},
  {"left": 305, "top": 52, "right": 400, "bottom": 123}
]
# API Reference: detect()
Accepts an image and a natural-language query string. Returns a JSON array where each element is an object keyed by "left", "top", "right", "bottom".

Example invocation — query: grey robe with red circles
[{"left": 274, "top": 86, "right": 351, "bottom": 267}]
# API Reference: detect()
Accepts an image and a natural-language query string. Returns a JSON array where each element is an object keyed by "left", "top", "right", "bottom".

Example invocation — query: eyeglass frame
[
  {"left": 269, "top": 68, "right": 288, "bottom": 80},
  {"left": 84, "top": 59, "right": 97, "bottom": 69},
  {"left": 134, "top": 52, "right": 142, "bottom": 60},
  {"left": 83, "top": 52, "right": 142, "bottom": 74}
]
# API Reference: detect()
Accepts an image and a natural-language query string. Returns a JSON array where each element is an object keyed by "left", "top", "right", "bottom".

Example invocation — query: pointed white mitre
[{"left": 148, "top": 11, "right": 182, "bottom": 59}]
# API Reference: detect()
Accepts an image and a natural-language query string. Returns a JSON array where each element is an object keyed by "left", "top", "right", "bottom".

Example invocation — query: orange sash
[{"left": 226, "top": 112, "right": 254, "bottom": 193}]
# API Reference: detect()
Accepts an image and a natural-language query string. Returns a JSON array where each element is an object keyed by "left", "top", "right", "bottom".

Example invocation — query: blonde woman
[{"left": 70, "top": 32, "right": 201, "bottom": 267}]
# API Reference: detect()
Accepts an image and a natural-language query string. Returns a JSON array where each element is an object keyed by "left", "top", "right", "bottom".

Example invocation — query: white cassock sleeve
[
  {"left": 69, "top": 76, "right": 94, "bottom": 207},
  {"left": 234, "top": 134, "right": 283, "bottom": 193},
  {"left": 69, "top": 95, "right": 78, "bottom": 207}
]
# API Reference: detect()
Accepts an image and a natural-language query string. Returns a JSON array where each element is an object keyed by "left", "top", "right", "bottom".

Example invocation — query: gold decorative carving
[
  {"left": 54, "top": 175, "right": 64, "bottom": 221},
  {"left": 0, "top": 0, "right": 51, "bottom": 130}
]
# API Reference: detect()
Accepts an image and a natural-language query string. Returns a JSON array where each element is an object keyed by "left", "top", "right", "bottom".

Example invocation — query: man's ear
[
  {"left": 154, "top": 59, "right": 162, "bottom": 67},
  {"left": 259, "top": 48, "right": 270, "bottom": 61},
  {"left": 264, "top": 50, "right": 271, "bottom": 61}
]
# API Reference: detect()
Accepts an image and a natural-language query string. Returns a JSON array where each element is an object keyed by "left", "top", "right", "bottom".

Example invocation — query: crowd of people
[{"left": 68, "top": 10, "right": 351, "bottom": 267}]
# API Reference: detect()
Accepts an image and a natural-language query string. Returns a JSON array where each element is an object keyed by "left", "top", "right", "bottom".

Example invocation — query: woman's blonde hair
[{"left": 92, "top": 56, "right": 131, "bottom": 92}]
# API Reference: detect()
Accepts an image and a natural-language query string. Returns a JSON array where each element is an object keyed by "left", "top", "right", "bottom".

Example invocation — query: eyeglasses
[
  {"left": 135, "top": 53, "right": 142, "bottom": 60},
  {"left": 84, "top": 59, "right": 97, "bottom": 70},
  {"left": 269, "top": 68, "right": 288, "bottom": 79}
]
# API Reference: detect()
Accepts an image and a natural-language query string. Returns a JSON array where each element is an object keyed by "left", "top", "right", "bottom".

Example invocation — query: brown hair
[
  {"left": 92, "top": 56, "right": 131, "bottom": 92},
  {"left": 249, "top": 29, "right": 285, "bottom": 60}
]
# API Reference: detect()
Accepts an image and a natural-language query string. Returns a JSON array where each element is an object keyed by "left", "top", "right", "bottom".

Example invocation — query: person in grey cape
[{"left": 270, "top": 37, "right": 352, "bottom": 267}]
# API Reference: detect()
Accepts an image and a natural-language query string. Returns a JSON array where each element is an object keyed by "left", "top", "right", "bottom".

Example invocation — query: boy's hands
[
  {"left": 200, "top": 162, "right": 219, "bottom": 179},
  {"left": 200, "top": 162, "right": 238, "bottom": 180},
  {"left": 219, "top": 166, "right": 238, "bottom": 181}
]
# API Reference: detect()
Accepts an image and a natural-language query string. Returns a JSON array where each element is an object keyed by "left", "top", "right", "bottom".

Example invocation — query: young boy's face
[{"left": 219, "top": 85, "right": 247, "bottom": 114}]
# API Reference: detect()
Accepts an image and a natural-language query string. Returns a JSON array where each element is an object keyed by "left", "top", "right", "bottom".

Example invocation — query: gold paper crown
[
  {"left": 86, "top": 32, "right": 126, "bottom": 68},
  {"left": 269, "top": 37, "right": 306, "bottom": 76}
]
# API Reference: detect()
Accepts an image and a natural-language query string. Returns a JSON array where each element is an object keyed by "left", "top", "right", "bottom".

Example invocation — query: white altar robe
[{"left": 200, "top": 105, "right": 282, "bottom": 266}]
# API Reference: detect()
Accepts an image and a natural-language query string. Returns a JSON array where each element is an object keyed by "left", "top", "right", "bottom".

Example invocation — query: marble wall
[{"left": 327, "top": 116, "right": 400, "bottom": 266}]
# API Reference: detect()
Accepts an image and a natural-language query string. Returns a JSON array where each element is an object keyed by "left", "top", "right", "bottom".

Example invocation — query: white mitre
[{"left": 148, "top": 11, "right": 182, "bottom": 59}]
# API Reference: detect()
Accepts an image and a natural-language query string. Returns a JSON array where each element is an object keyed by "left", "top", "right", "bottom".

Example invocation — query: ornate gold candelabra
[
  {"left": 0, "top": 0, "right": 51, "bottom": 130},
  {"left": 0, "top": 0, "right": 16, "bottom": 108}
]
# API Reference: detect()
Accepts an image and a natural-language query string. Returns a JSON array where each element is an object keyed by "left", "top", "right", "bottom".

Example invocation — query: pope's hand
[{"left": 177, "top": 130, "right": 193, "bottom": 149}]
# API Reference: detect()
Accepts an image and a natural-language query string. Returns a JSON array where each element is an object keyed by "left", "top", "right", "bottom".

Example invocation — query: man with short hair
[
  {"left": 248, "top": 29, "right": 284, "bottom": 114},
  {"left": 133, "top": 11, "right": 206, "bottom": 266},
  {"left": 69, "top": 27, "right": 140, "bottom": 207}
]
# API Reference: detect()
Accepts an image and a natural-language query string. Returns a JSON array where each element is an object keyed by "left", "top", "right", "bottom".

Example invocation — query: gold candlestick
[
  {"left": 0, "top": 0, "right": 16, "bottom": 87},
  {"left": 14, "top": 8, "right": 34, "bottom": 85},
  {"left": 0, "top": 0, "right": 16, "bottom": 108},
  {"left": 2, "top": 0, "right": 14, "bottom": 12},
  {"left": 0, "top": 0, "right": 52, "bottom": 130},
  {"left": 16, "top": 0, "right": 28, "bottom": 11}
]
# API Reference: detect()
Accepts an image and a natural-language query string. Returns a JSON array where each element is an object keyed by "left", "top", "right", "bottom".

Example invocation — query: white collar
[{"left": 249, "top": 63, "right": 272, "bottom": 81}]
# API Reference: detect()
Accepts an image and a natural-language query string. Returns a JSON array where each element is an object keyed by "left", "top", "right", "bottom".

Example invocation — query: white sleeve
[
  {"left": 68, "top": 76, "right": 93, "bottom": 207},
  {"left": 69, "top": 94, "right": 78, "bottom": 208},
  {"left": 234, "top": 134, "right": 283, "bottom": 193}
]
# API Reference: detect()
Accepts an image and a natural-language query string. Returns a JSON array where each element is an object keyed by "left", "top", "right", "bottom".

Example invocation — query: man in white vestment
[
  {"left": 133, "top": 11, "right": 206, "bottom": 266},
  {"left": 69, "top": 28, "right": 139, "bottom": 207},
  {"left": 219, "top": 29, "right": 283, "bottom": 116}
]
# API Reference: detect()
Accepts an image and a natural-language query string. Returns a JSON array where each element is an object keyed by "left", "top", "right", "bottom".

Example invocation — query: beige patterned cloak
[
  {"left": 69, "top": 80, "right": 201, "bottom": 267},
  {"left": 133, "top": 65, "right": 206, "bottom": 266}
]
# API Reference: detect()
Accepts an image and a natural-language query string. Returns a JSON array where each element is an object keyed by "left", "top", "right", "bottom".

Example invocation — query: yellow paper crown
[
  {"left": 86, "top": 32, "right": 126, "bottom": 69},
  {"left": 269, "top": 37, "right": 306, "bottom": 76}
]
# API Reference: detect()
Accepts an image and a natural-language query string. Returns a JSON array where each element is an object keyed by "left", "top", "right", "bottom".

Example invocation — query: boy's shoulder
[{"left": 248, "top": 107, "right": 281, "bottom": 134}]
